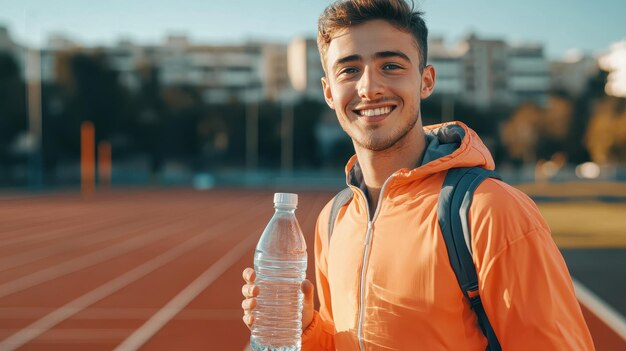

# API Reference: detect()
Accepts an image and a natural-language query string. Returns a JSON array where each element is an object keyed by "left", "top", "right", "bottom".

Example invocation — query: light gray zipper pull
[{"left": 365, "top": 222, "right": 373, "bottom": 247}]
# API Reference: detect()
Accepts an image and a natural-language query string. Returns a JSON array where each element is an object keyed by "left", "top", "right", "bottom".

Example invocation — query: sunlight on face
[{"left": 321, "top": 20, "right": 434, "bottom": 152}]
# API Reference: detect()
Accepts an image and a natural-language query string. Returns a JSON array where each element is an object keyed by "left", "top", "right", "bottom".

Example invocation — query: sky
[{"left": 0, "top": 0, "right": 624, "bottom": 59}]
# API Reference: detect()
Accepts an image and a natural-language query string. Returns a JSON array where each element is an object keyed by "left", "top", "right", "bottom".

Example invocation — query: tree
[
  {"left": 0, "top": 52, "right": 27, "bottom": 172},
  {"left": 501, "top": 102, "right": 543, "bottom": 165},
  {"left": 585, "top": 97, "right": 626, "bottom": 164},
  {"left": 534, "top": 94, "right": 574, "bottom": 161},
  {"left": 51, "top": 50, "right": 134, "bottom": 164}
]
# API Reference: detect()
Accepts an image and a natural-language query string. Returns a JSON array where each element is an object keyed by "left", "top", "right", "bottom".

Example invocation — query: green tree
[{"left": 0, "top": 52, "right": 27, "bottom": 177}]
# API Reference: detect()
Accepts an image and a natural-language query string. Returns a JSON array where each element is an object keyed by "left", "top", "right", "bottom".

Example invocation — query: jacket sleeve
[
  {"left": 470, "top": 180, "right": 595, "bottom": 351},
  {"left": 301, "top": 204, "right": 336, "bottom": 350}
]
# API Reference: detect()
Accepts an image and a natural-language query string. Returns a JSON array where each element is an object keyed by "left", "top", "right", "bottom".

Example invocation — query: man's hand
[{"left": 241, "top": 267, "right": 315, "bottom": 331}]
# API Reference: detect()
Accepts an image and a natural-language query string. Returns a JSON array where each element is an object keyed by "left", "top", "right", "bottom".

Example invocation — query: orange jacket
[{"left": 302, "top": 122, "right": 594, "bottom": 350}]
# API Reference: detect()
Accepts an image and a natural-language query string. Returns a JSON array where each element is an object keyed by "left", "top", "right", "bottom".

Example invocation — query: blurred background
[
  {"left": 1, "top": 1, "right": 625, "bottom": 350},
  {"left": 0, "top": 0, "right": 624, "bottom": 189}
]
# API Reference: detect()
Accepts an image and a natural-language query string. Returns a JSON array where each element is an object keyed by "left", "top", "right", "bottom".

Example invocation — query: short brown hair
[{"left": 317, "top": 0, "right": 428, "bottom": 74}]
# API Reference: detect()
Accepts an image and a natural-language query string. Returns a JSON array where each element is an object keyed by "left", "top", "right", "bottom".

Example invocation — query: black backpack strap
[
  {"left": 438, "top": 167, "right": 502, "bottom": 351},
  {"left": 327, "top": 188, "right": 353, "bottom": 244}
]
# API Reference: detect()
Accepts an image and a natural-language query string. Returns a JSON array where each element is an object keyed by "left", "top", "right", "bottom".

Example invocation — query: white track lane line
[
  {"left": 573, "top": 278, "right": 626, "bottom": 342},
  {"left": 113, "top": 233, "right": 259, "bottom": 351},
  {"left": 0, "top": 200, "right": 165, "bottom": 246},
  {"left": 0, "top": 212, "right": 179, "bottom": 273},
  {"left": 0, "top": 307, "right": 240, "bottom": 320},
  {"left": 0, "top": 207, "right": 265, "bottom": 351},
  {"left": 0, "top": 190, "right": 257, "bottom": 298},
  {"left": 0, "top": 214, "right": 131, "bottom": 248},
  {"left": 0, "top": 213, "right": 202, "bottom": 299}
]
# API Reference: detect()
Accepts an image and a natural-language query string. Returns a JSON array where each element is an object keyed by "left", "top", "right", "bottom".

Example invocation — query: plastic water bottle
[{"left": 251, "top": 193, "right": 307, "bottom": 351}]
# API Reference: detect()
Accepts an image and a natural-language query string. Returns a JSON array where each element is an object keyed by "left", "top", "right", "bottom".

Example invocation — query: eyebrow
[
  {"left": 332, "top": 50, "right": 412, "bottom": 71},
  {"left": 333, "top": 54, "right": 361, "bottom": 71},
  {"left": 374, "top": 50, "right": 411, "bottom": 63}
]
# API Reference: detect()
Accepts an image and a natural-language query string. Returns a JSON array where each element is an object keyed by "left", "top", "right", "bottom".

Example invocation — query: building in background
[
  {"left": 599, "top": 38, "right": 626, "bottom": 98},
  {"left": 458, "top": 34, "right": 509, "bottom": 109},
  {"left": 37, "top": 33, "right": 143, "bottom": 87},
  {"left": 261, "top": 43, "right": 290, "bottom": 101},
  {"left": 432, "top": 34, "right": 551, "bottom": 109},
  {"left": 287, "top": 37, "right": 324, "bottom": 101},
  {"left": 427, "top": 37, "right": 464, "bottom": 121},
  {"left": 106, "top": 39, "right": 146, "bottom": 93},
  {"left": 4, "top": 27, "right": 614, "bottom": 107},
  {"left": 428, "top": 37, "right": 464, "bottom": 97},
  {"left": 507, "top": 44, "right": 550, "bottom": 106},
  {"left": 550, "top": 50, "right": 599, "bottom": 97},
  {"left": 153, "top": 37, "right": 291, "bottom": 103},
  {"left": 158, "top": 35, "right": 264, "bottom": 103}
]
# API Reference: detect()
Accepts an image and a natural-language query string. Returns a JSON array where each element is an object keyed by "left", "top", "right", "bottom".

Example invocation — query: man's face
[{"left": 321, "top": 20, "right": 435, "bottom": 152}]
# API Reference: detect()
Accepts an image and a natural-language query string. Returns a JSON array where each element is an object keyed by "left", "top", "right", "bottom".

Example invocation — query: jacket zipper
[{"left": 355, "top": 176, "right": 393, "bottom": 351}]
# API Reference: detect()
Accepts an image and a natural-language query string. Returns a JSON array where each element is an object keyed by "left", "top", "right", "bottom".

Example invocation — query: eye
[
  {"left": 339, "top": 67, "right": 359, "bottom": 76},
  {"left": 382, "top": 63, "right": 402, "bottom": 70}
]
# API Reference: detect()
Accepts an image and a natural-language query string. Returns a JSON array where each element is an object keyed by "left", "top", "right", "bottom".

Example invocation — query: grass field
[
  {"left": 517, "top": 181, "right": 626, "bottom": 197},
  {"left": 514, "top": 182, "right": 626, "bottom": 248},
  {"left": 538, "top": 202, "right": 626, "bottom": 248}
]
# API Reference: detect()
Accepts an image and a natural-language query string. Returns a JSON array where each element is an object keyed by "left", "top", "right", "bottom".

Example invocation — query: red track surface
[{"left": 0, "top": 189, "right": 622, "bottom": 350}]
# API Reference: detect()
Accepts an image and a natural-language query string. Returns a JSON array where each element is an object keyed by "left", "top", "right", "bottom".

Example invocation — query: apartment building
[
  {"left": 458, "top": 34, "right": 509, "bottom": 108},
  {"left": 428, "top": 37, "right": 464, "bottom": 97},
  {"left": 550, "top": 51, "right": 598, "bottom": 97},
  {"left": 508, "top": 44, "right": 550, "bottom": 106},
  {"left": 261, "top": 42, "right": 290, "bottom": 101},
  {"left": 287, "top": 37, "right": 325, "bottom": 101},
  {"left": 157, "top": 35, "right": 264, "bottom": 103}
]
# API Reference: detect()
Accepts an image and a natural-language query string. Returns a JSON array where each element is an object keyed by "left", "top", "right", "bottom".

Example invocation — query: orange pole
[
  {"left": 98, "top": 141, "right": 112, "bottom": 189},
  {"left": 81, "top": 121, "right": 95, "bottom": 197}
]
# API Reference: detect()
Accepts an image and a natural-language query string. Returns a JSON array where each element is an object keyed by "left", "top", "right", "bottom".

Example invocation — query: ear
[
  {"left": 321, "top": 76, "right": 335, "bottom": 110},
  {"left": 419, "top": 65, "right": 436, "bottom": 99}
]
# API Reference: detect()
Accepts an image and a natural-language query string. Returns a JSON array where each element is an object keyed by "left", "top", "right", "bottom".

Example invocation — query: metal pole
[
  {"left": 81, "top": 121, "right": 95, "bottom": 198},
  {"left": 442, "top": 94, "right": 455, "bottom": 123},
  {"left": 281, "top": 101, "right": 294, "bottom": 175},
  {"left": 98, "top": 141, "right": 112, "bottom": 189},
  {"left": 246, "top": 101, "right": 259, "bottom": 171},
  {"left": 25, "top": 47, "right": 43, "bottom": 189}
]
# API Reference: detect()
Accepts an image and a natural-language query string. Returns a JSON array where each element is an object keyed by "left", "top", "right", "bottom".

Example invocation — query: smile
[{"left": 354, "top": 105, "right": 395, "bottom": 117}]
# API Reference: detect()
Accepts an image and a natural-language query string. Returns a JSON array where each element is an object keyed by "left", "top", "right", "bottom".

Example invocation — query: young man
[{"left": 242, "top": 0, "right": 595, "bottom": 350}]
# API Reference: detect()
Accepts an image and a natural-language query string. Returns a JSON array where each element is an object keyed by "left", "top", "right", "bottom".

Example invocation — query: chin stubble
[{"left": 354, "top": 107, "right": 420, "bottom": 152}]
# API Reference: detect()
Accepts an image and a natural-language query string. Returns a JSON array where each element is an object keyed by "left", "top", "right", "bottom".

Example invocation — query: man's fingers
[
  {"left": 243, "top": 313, "right": 255, "bottom": 329},
  {"left": 241, "top": 284, "right": 258, "bottom": 297},
  {"left": 242, "top": 297, "right": 257, "bottom": 311},
  {"left": 242, "top": 268, "right": 256, "bottom": 283},
  {"left": 241, "top": 268, "right": 258, "bottom": 331}
]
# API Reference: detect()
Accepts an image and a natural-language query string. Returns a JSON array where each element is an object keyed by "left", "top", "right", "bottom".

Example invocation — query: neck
[{"left": 354, "top": 123, "right": 426, "bottom": 212}]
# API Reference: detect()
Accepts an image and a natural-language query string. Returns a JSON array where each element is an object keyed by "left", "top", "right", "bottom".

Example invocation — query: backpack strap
[
  {"left": 438, "top": 167, "right": 502, "bottom": 351},
  {"left": 327, "top": 187, "right": 353, "bottom": 245}
]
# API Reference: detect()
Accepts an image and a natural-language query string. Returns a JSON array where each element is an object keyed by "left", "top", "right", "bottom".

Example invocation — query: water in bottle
[{"left": 251, "top": 193, "right": 307, "bottom": 351}]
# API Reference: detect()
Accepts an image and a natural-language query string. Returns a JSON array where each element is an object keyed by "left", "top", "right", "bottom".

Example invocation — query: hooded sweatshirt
[{"left": 301, "top": 122, "right": 594, "bottom": 351}]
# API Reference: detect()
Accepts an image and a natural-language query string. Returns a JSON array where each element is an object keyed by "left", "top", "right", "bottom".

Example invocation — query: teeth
[{"left": 359, "top": 106, "right": 392, "bottom": 116}]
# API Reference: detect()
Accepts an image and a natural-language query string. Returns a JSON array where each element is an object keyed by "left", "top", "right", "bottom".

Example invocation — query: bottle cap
[{"left": 274, "top": 193, "right": 298, "bottom": 206}]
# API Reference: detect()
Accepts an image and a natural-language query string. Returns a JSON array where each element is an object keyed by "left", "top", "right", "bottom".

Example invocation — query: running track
[{"left": 0, "top": 189, "right": 624, "bottom": 350}]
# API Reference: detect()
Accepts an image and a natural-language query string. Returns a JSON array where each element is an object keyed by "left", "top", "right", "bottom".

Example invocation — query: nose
[{"left": 356, "top": 67, "right": 384, "bottom": 100}]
